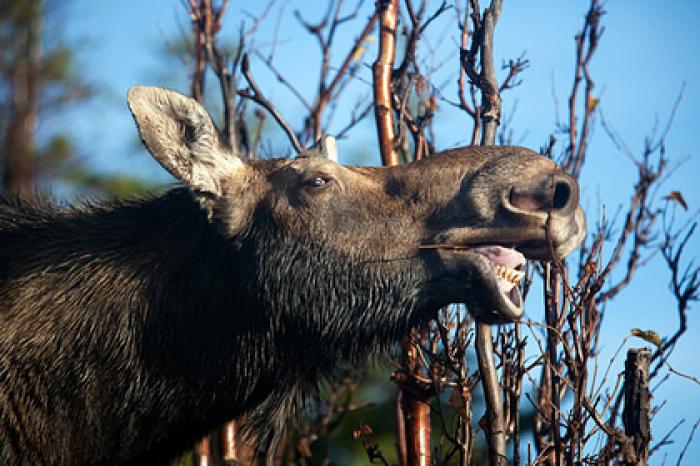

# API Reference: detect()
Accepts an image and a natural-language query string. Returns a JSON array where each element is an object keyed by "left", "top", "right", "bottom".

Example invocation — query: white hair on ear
[{"left": 128, "top": 86, "right": 244, "bottom": 197}]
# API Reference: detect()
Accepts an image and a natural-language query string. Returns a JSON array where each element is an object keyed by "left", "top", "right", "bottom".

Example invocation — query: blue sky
[{"left": 59, "top": 0, "right": 700, "bottom": 462}]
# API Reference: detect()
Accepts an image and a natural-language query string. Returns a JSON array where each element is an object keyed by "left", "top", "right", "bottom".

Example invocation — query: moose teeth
[{"left": 494, "top": 265, "right": 524, "bottom": 285}]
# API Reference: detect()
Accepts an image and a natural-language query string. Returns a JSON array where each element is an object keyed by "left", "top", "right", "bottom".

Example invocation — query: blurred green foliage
[{"left": 0, "top": 0, "right": 161, "bottom": 198}]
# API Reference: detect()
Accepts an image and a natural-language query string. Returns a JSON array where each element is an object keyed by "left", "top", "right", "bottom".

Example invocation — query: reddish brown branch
[
  {"left": 402, "top": 388, "right": 431, "bottom": 466},
  {"left": 373, "top": 0, "right": 399, "bottom": 166},
  {"left": 194, "top": 435, "right": 210, "bottom": 465},
  {"left": 396, "top": 391, "right": 408, "bottom": 466},
  {"left": 389, "top": 0, "right": 446, "bottom": 161},
  {"left": 393, "top": 336, "right": 433, "bottom": 466},
  {"left": 220, "top": 420, "right": 237, "bottom": 462},
  {"left": 373, "top": 7, "right": 435, "bottom": 460}
]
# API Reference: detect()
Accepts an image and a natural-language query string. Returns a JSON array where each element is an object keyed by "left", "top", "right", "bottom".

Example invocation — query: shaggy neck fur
[{"left": 0, "top": 189, "right": 427, "bottom": 465}]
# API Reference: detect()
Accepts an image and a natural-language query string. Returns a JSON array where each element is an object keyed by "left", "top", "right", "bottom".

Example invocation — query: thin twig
[{"left": 238, "top": 54, "right": 303, "bottom": 154}]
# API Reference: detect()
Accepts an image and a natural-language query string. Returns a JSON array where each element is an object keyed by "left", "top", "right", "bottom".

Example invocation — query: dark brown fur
[{"left": 0, "top": 87, "right": 585, "bottom": 465}]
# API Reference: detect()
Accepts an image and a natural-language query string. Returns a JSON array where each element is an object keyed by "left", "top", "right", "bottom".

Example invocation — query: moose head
[{"left": 129, "top": 85, "right": 585, "bottom": 330}]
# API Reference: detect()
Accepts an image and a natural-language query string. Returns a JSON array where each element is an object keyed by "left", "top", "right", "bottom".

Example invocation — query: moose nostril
[
  {"left": 509, "top": 178, "right": 575, "bottom": 212},
  {"left": 552, "top": 180, "right": 571, "bottom": 210}
]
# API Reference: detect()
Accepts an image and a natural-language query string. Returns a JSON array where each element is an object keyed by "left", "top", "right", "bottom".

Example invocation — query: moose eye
[{"left": 304, "top": 176, "right": 334, "bottom": 189}]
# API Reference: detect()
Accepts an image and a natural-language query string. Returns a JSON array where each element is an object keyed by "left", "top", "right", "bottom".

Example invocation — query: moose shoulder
[{"left": 0, "top": 86, "right": 585, "bottom": 465}]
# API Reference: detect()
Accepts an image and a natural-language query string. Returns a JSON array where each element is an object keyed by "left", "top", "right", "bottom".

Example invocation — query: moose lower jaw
[
  {"left": 425, "top": 245, "right": 528, "bottom": 323},
  {"left": 465, "top": 246, "right": 527, "bottom": 323},
  {"left": 470, "top": 245, "right": 526, "bottom": 322}
]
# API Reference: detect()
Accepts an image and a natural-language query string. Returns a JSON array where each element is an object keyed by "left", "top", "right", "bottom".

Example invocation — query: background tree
[{"left": 0, "top": 0, "right": 162, "bottom": 197}]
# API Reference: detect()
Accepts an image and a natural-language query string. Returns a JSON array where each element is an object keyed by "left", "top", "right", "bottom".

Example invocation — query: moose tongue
[{"left": 472, "top": 245, "right": 526, "bottom": 294}]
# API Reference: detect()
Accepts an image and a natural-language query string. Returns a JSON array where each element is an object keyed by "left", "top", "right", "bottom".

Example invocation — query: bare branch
[
  {"left": 563, "top": 0, "right": 604, "bottom": 179},
  {"left": 238, "top": 54, "right": 303, "bottom": 154},
  {"left": 499, "top": 53, "right": 529, "bottom": 92},
  {"left": 335, "top": 100, "right": 373, "bottom": 140},
  {"left": 677, "top": 418, "right": 700, "bottom": 466}
]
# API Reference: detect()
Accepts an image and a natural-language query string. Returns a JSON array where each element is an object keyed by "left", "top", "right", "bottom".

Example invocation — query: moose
[{"left": 0, "top": 86, "right": 585, "bottom": 465}]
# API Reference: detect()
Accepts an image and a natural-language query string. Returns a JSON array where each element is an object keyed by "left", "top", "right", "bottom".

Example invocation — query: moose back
[{"left": 0, "top": 86, "right": 585, "bottom": 465}]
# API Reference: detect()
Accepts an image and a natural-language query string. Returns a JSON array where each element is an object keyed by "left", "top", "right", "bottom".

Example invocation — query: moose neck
[
  {"left": 114, "top": 189, "right": 282, "bottom": 423},
  {"left": 0, "top": 189, "right": 271, "bottom": 464},
  {"left": 135, "top": 193, "right": 265, "bottom": 367}
]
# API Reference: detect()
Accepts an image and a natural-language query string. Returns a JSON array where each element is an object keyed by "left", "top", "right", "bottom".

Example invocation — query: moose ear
[{"left": 127, "top": 86, "right": 244, "bottom": 197}]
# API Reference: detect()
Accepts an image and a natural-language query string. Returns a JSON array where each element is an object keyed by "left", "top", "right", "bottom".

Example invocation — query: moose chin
[{"left": 0, "top": 86, "right": 585, "bottom": 465}]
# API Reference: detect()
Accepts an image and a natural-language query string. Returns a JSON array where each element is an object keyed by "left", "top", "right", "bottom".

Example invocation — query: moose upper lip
[
  {"left": 424, "top": 207, "right": 585, "bottom": 261},
  {"left": 419, "top": 240, "right": 542, "bottom": 260}
]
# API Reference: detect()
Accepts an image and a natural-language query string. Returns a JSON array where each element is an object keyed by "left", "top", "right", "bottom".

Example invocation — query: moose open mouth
[
  {"left": 473, "top": 244, "right": 525, "bottom": 304},
  {"left": 420, "top": 243, "right": 528, "bottom": 323}
]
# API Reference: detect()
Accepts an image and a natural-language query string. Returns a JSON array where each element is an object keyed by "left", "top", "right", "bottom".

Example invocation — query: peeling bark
[{"left": 373, "top": 0, "right": 399, "bottom": 166}]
